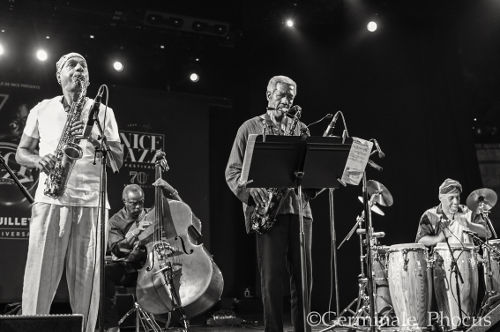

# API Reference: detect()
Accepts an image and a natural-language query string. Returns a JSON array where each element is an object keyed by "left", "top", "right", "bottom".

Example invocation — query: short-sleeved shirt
[
  {"left": 23, "top": 95, "right": 120, "bottom": 207},
  {"left": 415, "top": 204, "right": 474, "bottom": 245}
]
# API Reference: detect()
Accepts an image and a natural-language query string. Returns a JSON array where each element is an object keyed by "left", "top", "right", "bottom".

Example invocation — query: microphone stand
[
  {"left": 93, "top": 119, "right": 119, "bottom": 332},
  {"left": 441, "top": 222, "right": 465, "bottom": 331},
  {"left": 0, "top": 153, "right": 34, "bottom": 204},
  {"left": 361, "top": 172, "right": 377, "bottom": 332},
  {"left": 483, "top": 212, "right": 497, "bottom": 239},
  {"left": 328, "top": 188, "right": 341, "bottom": 319},
  {"left": 468, "top": 230, "right": 500, "bottom": 316}
]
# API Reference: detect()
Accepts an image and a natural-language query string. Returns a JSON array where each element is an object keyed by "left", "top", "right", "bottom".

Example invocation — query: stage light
[
  {"left": 89, "top": 34, "right": 95, "bottom": 39},
  {"left": 45, "top": 35, "right": 50, "bottom": 39},
  {"left": 160, "top": 44, "right": 165, "bottom": 49},
  {"left": 192, "top": 21, "right": 207, "bottom": 32},
  {"left": 367, "top": 21, "right": 378, "bottom": 32},
  {"left": 0, "top": 43, "right": 4, "bottom": 56},
  {"left": 113, "top": 60, "right": 124, "bottom": 72},
  {"left": 36, "top": 49, "right": 48, "bottom": 62},
  {"left": 189, "top": 72, "right": 199, "bottom": 82},
  {"left": 285, "top": 19, "right": 295, "bottom": 28}
]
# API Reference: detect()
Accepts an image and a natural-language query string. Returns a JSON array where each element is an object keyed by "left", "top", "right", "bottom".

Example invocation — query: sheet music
[
  {"left": 341, "top": 137, "right": 373, "bottom": 185},
  {"left": 239, "top": 134, "right": 258, "bottom": 186}
]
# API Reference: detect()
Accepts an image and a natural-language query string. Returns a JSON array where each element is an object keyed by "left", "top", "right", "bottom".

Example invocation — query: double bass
[{"left": 135, "top": 152, "right": 223, "bottom": 318}]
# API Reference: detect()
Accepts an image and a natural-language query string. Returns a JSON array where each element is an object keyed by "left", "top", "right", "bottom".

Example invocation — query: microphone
[
  {"left": 367, "top": 159, "right": 383, "bottom": 172},
  {"left": 286, "top": 105, "right": 302, "bottom": 119},
  {"left": 82, "top": 89, "right": 104, "bottom": 139},
  {"left": 323, "top": 111, "right": 339, "bottom": 136},
  {"left": 373, "top": 139, "right": 385, "bottom": 159},
  {"left": 463, "top": 229, "right": 478, "bottom": 236}
]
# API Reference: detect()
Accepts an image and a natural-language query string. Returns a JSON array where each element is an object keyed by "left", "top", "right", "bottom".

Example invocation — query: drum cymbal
[
  {"left": 367, "top": 180, "right": 394, "bottom": 207},
  {"left": 466, "top": 188, "right": 497, "bottom": 212},
  {"left": 358, "top": 196, "right": 385, "bottom": 216}
]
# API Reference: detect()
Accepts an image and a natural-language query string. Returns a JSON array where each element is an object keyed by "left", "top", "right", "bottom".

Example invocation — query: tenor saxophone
[
  {"left": 249, "top": 110, "right": 302, "bottom": 234},
  {"left": 44, "top": 77, "right": 88, "bottom": 198}
]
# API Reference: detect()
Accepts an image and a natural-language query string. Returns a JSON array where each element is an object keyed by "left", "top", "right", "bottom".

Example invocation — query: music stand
[{"left": 240, "top": 134, "right": 352, "bottom": 332}]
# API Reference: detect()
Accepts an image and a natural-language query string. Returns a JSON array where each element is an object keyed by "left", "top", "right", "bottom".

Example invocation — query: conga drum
[
  {"left": 387, "top": 243, "right": 430, "bottom": 330},
  {"left": 433, "top": 243, "right": 479, "bottom": 329},
  {"left": 372, "top": 245, "right": 392, "bottom": 316},
  {"left": 482, "top": 239, "right": 500, "bottom": 294}
]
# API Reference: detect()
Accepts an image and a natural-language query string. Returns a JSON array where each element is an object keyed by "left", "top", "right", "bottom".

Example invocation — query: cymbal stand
[
  {"left": 320, "top": 213, "right": 370, "bottom": 332},
  {"left": 323, "top": 195, "right": 383, "bottom": 332},
  {"left": 361, "top": 173, "right": 377, "bottom": 332}
]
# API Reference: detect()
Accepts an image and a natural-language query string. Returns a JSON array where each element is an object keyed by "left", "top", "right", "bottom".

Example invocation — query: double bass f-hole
[{"left": 176, "top": 236, "right": 194, "bottom": 255}]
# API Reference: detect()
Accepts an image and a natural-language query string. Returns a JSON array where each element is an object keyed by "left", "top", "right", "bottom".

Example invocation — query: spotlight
[
  {"left": 0, "top": 43, "right": 4, "bottom": 56},
  {"left": 169, "top": 17, "right": 184, "bottom": 28},
  {"left": 213, "top": 24, "right": 228, "bottom": 35},
  {"left": 36, "top": 49, "right": 48, "bottom": 62},
  {"left": 113, "top": 60, "right": 124, "bottom": 72},
  {"left": 89, "top": 34, "right": 95, "bottom": 39},
  {"left": 189, "top": 72, "right": 199, "bottom": 82},
  {"left": 367, "top": 21, "right": 378, "bottom": 32},
  {"left": 192, "top": 21, "right": 207, "bottom": 32},
  {"left": 285, "top": 19, "right": 295, "bottom": 28},
  {"left": 45, "top": 35, "right": 50, "bottom": 39},
  {"left": 160, "top": 44, "right": 165, "bottom": 49}
]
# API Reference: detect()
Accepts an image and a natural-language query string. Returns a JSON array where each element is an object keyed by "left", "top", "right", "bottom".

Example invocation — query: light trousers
[{"left": 22, "top": 203, "right": 107, "bottom": 332}]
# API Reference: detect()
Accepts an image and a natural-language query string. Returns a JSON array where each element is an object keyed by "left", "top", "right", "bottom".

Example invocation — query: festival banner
[{"left": 108, "top": 129, "right": 166, "bottom": 211}]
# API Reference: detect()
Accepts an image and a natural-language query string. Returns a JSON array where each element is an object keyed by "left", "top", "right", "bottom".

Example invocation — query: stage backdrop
[{"left": 0, "top": 80, "right": 226, "bottom": 303}]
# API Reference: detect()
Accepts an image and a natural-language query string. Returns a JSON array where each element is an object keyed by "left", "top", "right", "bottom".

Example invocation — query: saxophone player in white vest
[{"left": 15, "top": 52, "right": 124, "bottom": 332}]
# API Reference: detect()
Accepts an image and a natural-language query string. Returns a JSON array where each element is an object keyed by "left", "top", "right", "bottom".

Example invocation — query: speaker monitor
[{"left": 0, "top": 314, "right": 83, "bottom": 332}]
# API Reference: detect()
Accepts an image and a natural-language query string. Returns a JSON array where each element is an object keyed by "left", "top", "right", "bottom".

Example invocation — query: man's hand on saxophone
[
  {"left": 36, "top": 154, "right": 57, "bottom": 174},
  {"left": 69, "top": 119, "right": 85, "bottom": 137},
  {"left": 249, "top": 187, "right": 269, "bottom": 207}
]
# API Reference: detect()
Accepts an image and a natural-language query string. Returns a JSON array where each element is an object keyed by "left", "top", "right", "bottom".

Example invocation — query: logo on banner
[{"left": 120, "top": 130, "right": 165, "bottom": 188}]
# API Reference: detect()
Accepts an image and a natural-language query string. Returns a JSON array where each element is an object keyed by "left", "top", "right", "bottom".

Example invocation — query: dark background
[{"left": 1, "top": 0, "right": 500, "bottom": 314}]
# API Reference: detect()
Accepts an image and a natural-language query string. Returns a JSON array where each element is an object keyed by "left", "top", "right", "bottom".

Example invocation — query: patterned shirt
[{"left": 415, "top": 204, "right": 481, "bottom": 245}]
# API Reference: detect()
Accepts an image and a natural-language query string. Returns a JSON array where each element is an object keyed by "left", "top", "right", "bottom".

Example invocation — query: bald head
[
  {"left": 122, "top": 184, "right": 145, "bottom": 218},
  {"left": 122, "top": 184, "right": 144, "bottom": 200}
]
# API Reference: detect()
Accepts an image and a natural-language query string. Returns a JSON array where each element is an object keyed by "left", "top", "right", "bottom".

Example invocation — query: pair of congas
[{"left": 372, "top": 243, "right": 480, "bottom": 330}]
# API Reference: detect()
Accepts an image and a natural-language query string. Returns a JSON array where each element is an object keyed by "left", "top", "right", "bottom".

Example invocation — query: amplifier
[{"left": 0, "top": 314, "right": 83, "bottom": 332}]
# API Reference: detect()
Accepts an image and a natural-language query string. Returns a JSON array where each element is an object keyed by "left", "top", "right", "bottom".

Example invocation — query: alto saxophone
[
  {"left": 250, "top": 109, "right": 302, "bottom": 234},
  {"left": 44, "top": 77, "right": 88, "bottom": 198}
]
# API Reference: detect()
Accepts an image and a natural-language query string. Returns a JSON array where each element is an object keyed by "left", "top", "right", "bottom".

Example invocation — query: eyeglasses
[{"left": 123, "top": 199, "right": 144, "bottom": 207}]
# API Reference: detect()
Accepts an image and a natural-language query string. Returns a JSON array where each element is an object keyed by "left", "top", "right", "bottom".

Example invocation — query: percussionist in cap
[
  {"left": 15, "top": 52, "right": 123, "bottom": 332},
  {"left": 416, "top": 178, "right": 490, "bottom": 247}
]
